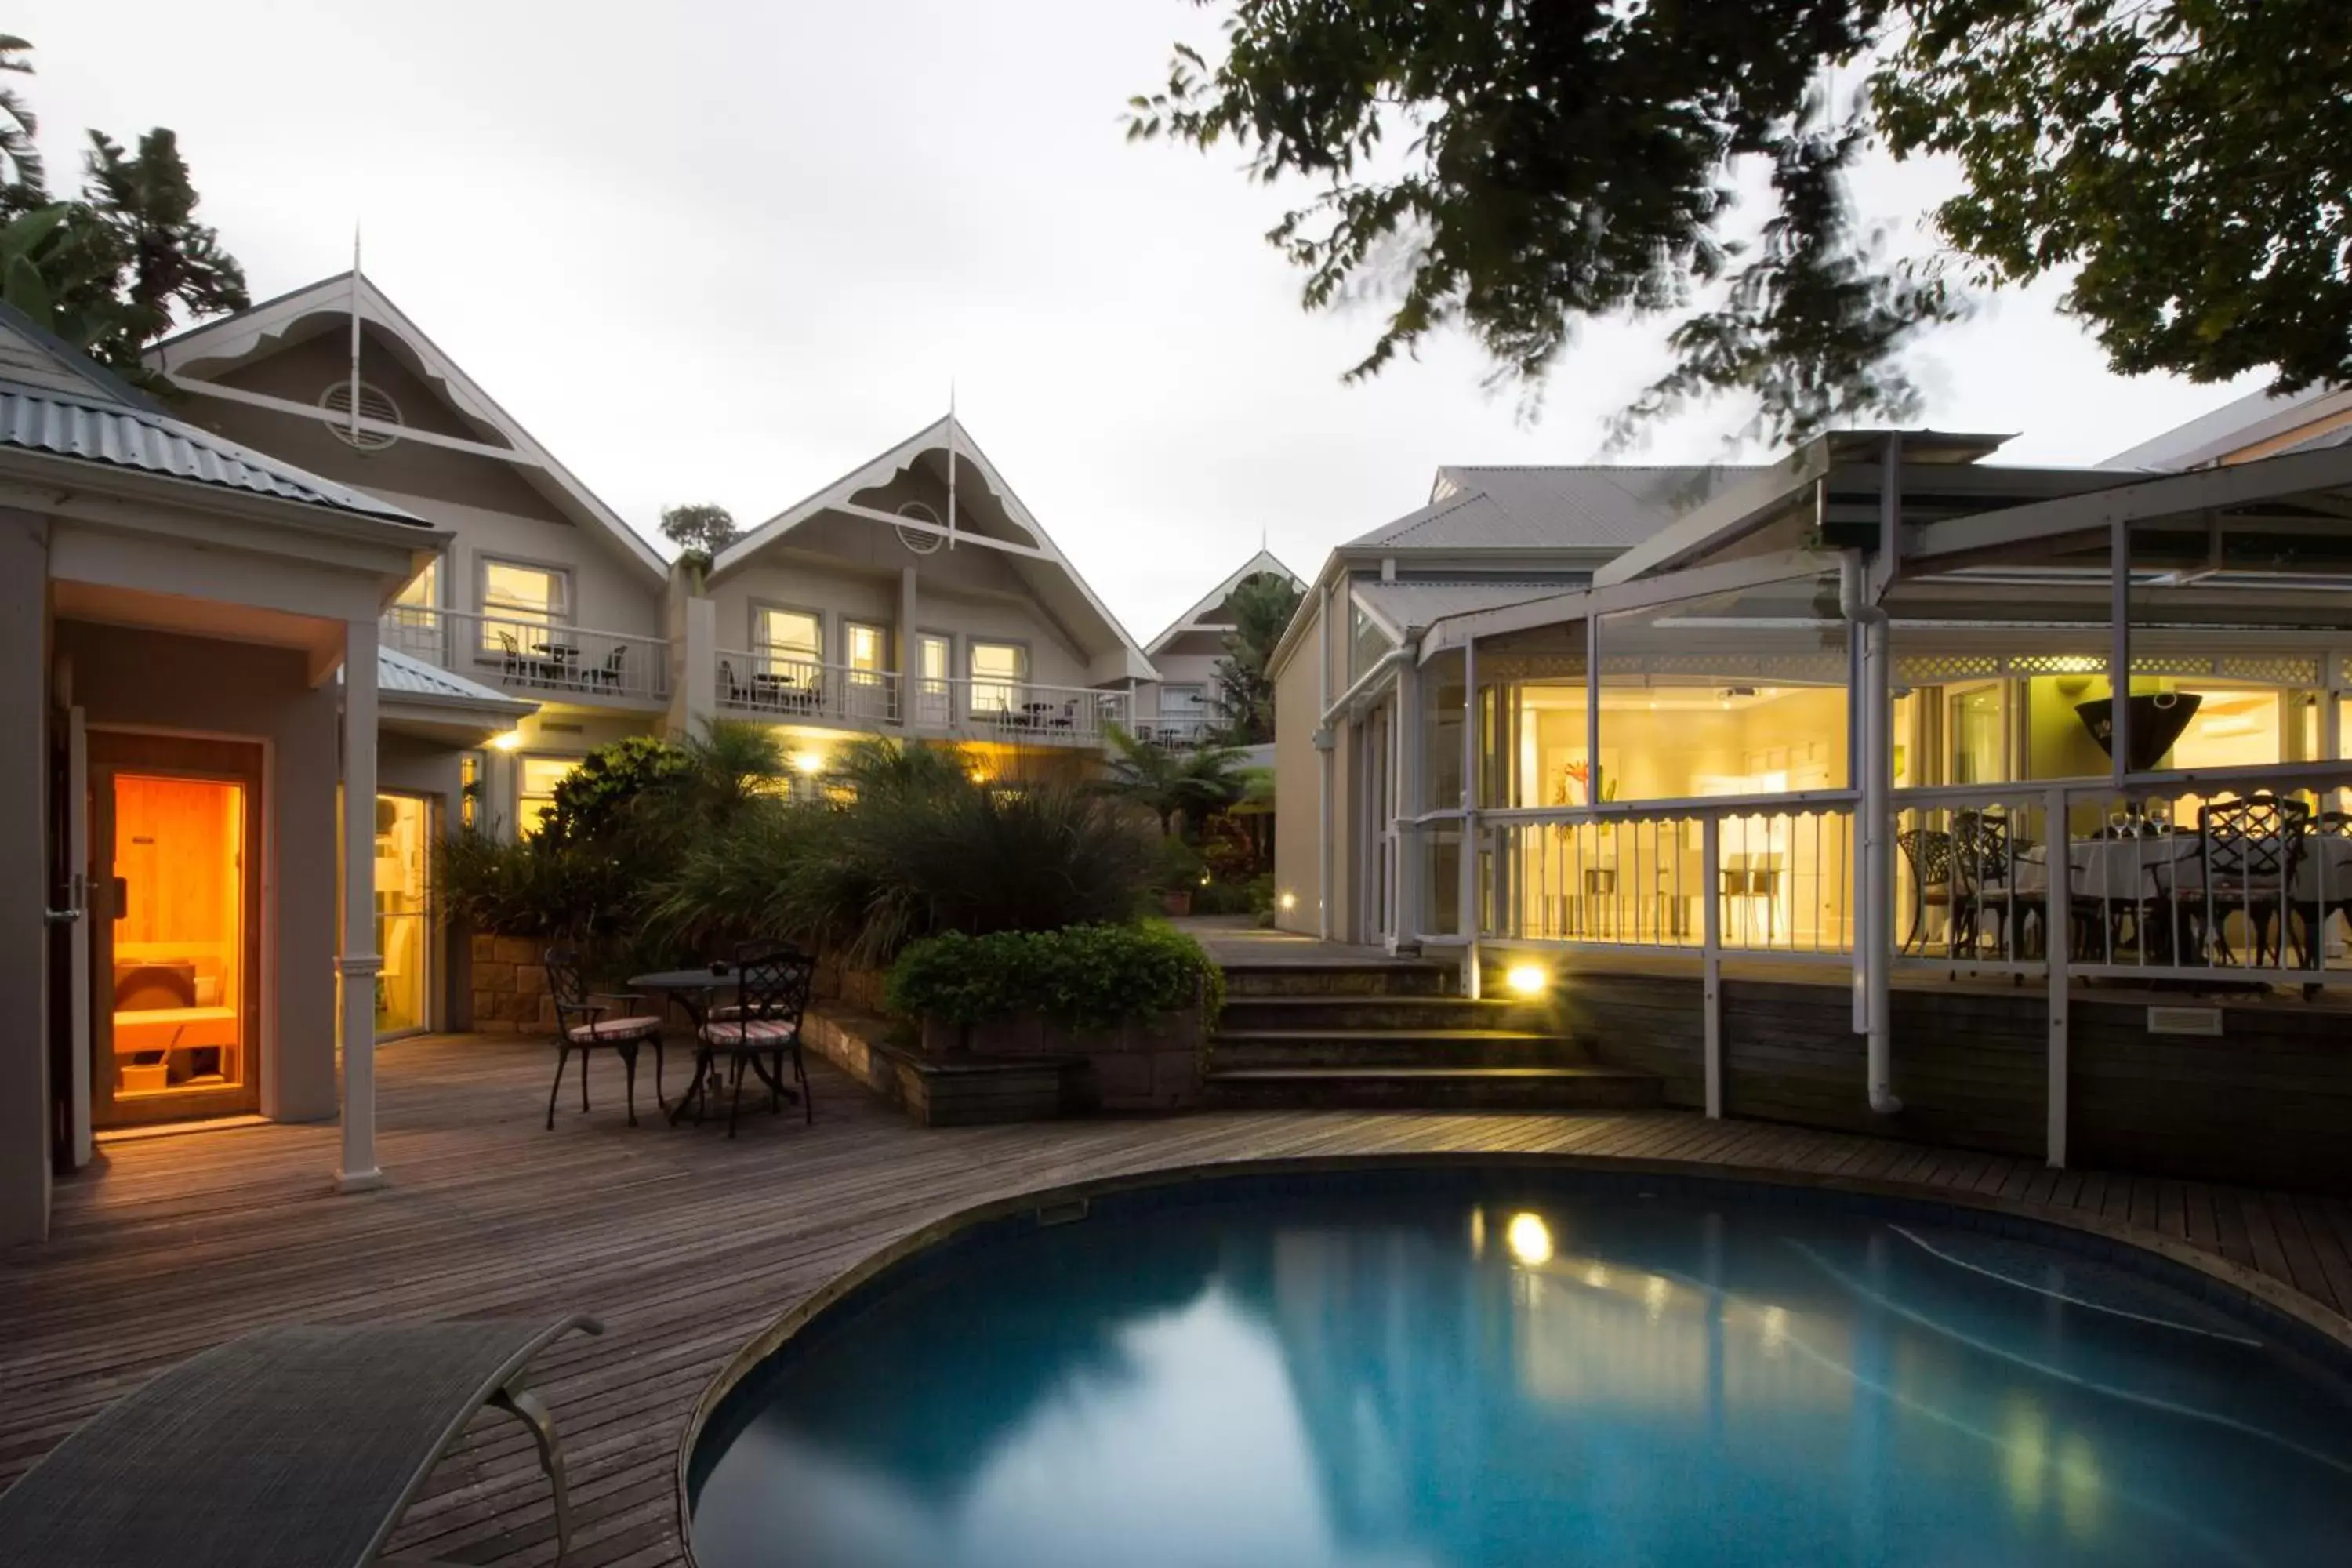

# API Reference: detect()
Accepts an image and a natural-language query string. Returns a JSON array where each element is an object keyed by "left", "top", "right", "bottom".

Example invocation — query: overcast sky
[{"left": 21, "top": 2, "right": 2262, "bottom": 644}]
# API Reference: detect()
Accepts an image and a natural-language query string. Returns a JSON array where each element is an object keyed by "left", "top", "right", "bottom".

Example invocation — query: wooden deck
[{"left": 5, "top": 1032, "right": 2352, "bottom": 1567}]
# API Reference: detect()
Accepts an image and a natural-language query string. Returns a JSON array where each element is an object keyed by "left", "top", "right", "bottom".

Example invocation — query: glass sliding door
[
  {"left": 914, "top": 634, "right": 952, "bottom": 728},
  {"left": 844, "top": 621, "right": 892, "bottom": 722},
  {"left": 375, "top": 793, "right": 432, "bottom": 1039}
]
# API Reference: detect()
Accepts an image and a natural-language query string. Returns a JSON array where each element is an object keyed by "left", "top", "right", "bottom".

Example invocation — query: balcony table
[{"left": 626, "top": 967, "right": 800, "bottom": 1123}]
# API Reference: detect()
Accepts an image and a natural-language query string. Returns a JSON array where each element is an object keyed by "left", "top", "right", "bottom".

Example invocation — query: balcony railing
[
  {"left": 1471, "top": 792, "right": 1857, "bottom": 961},
  {"left": 382, "top": 605, "right": 670, "bottom": 703},
  {"left": 715, "top": 652, "right": 900, "bottom": 727},
  {"left": 714, "top": 653, "right": 1127, "bottom": 746},
  {"left": 1435, "top": 759, "right": 2352, "bottom": 987},
  {"left": 1133, "top": 715, "right": 1226, "bottom": 748}
]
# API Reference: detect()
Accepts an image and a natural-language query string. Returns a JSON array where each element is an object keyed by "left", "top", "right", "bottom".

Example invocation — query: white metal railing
[
  {"left": 382, "top": 604, "right": 670, "bottom": 702},
  {"left": 712, "top": 656, "right": 1128, "bottom": 746},
  {"left": 935, "top": 677, "right": 1130, "bottom": 746},
  {"left": 1893, "top": 763, "right": 2352, "bottom": 985},
  {"left": 1470, "top": 791, "right": 1858, "bottom": 961},
  {"left": 1446, "top": 760, "right": 2352, "bottom": 988},
  {"left": 714, "top": 650, "right": 899, "bottom": 727},
  {"left": 1132, "top": 715, "right": 1226, "bottom": 747}
]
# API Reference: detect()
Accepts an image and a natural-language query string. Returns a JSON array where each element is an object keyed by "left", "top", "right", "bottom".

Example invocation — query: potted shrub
[{"left": 887, "top": 924, "right": 1223, "bottom": 1111}]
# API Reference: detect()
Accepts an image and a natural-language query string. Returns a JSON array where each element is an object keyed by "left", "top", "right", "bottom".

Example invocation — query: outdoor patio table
[{"left": 627, "top": 967, "right": 800, "bottom": 1123}]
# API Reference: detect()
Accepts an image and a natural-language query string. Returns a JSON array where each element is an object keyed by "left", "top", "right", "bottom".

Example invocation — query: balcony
[
  {"left": 713, "top": 652, "right": 1127, "bottom": 746},
  {"left": 382, "top": 605, "right": 670, "bottom": 706}
]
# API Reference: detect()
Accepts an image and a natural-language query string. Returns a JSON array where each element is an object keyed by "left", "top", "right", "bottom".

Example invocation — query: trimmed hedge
[{"left": 886, "top": 924, "right": 1223, "bottom": 1032}]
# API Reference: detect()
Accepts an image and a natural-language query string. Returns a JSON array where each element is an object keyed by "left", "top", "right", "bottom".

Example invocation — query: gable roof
[
  {"left": 1144, "top": 547, "right": 1303, "bottom": 654},
  {"left": 147, "top": 271, "right": 665, "bottom": 580},
  {"left": 716, "top": 413, "right": 1156, "bottom": 683},
  {"left": 2102, "top": 383, "right": 2352, "bottom": 471},
  {"left": 0, "top": 308, "right": 422, "bottom": 524},
  {"left": 1347, "top": 464, "right": 1761, "bottom": 554}
]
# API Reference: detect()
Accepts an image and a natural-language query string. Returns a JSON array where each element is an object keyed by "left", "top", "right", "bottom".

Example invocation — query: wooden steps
[{"left": 1206, "top": 961, "right": 1663, "bottom": 1112}]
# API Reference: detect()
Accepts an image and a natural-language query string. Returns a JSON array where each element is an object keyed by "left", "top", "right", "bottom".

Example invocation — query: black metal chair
[
  {"left": 1894, "top": 827, "right": 1952, "bottom": 953},
  {"left": 694, "top": 942, "right": 816, "bottom": 1137},
  {"left": 542, "top": 949, "right": 663, "bottom": 1128},
  {"left": 593, "top": 644, "right": 626, "bottom": 688},
  {"left": 2292, "top": 810, "right": 2352, "bottom": 995},
  {"left": 2186, "top": 794, "right": 2310, "bottom": 968}
]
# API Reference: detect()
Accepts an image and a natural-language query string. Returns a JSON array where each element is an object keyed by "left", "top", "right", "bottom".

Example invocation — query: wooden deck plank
[{"left": 1, "top": 1031, "right": 2341, "bottom": 1568}]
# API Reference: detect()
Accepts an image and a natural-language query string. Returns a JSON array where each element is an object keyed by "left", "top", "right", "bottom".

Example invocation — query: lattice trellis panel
[{"left": 1896, "top": 654, "right": 2001, "bottom": 681}]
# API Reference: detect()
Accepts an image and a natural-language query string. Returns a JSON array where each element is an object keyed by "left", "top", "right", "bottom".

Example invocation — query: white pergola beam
[{"left": 1904, "top": 444, "right": 2352, "bottom": 564}]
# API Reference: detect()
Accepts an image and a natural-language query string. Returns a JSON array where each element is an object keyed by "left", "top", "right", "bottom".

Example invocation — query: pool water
[{"left": 689, "top": 1178, "right": 2352, "bottom": 1568}]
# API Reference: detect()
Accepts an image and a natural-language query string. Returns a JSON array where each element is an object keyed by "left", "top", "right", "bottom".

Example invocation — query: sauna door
[{"left": 89, "top": 734, "right": 264, "bottom": 1128}]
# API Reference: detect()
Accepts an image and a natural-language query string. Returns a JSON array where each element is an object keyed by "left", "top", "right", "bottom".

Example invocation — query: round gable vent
[
  {"left": 895, "top": 500, "right": 945, "bottom": 555},
  {"left": 317, "top": 381, "right": 404, "bottom": 450}
]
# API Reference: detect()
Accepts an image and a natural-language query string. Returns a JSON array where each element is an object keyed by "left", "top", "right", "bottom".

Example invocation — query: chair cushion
[
  {"left": 565, "top": 1016, "right": 662, "bottom": 1044},
  {"left": 699, "top": 1018, "right": 800, "bottom": 1047}
]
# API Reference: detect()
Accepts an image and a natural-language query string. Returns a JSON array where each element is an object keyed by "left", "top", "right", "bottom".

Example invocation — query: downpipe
[{"left": 1842, "top": 551, "right": 1903, "bottom": 1116}]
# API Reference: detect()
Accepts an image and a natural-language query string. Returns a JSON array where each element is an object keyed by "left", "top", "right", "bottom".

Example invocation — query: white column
[
  {"left": 1458, "top": 637, "right": 1480, "bottom": 996},
  {"left": 682, "top": 596, "right": 717, "bottom": 737},
  {"left": 1391, "top": 655, "right": 1423, "bottom": 954},
  {"left": 897, "top": 567, "right": 919, "bottom": 729},
  {"left": 336, "top": 617, "right": 386, "bottom": 1193}
]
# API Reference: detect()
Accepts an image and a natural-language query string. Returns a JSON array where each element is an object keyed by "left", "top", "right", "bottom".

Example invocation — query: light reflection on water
[{"left": 691, "top": 1189, "right": 2352, "bottom": 1568}]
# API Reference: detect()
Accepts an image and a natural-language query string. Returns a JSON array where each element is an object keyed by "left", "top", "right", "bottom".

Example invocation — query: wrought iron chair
[
  {"left": 592, "top": 644, "right": 626, "bottom": 688},
  {"left": 694, "top": 942, "right": 816, "bottom": 1137},
  {"left": 2292, "top": 809, "right": 2352, "bottom": 996},
  {"left": 2191, "top": 794, "right": 2310, "bottom": 967},
  {"left": 1894, "top": 827, "right": 1952, "bottom": 953},
  {"left": 542, "top": 949, "right": 663, "bottom": 1128}
]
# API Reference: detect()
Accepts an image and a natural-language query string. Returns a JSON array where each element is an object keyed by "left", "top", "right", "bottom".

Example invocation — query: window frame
[
  {"left": 750, "top": 601, "right": 825, "bottom": 677},
  {"left": 475, "top": 554, "right": 572, "bottom": 658},
  {"left": 966, "top": 638, "right": 1030, "bottom": 715},
  {"left": 516, "top": 753, "right": 584, "bottom": 837}
]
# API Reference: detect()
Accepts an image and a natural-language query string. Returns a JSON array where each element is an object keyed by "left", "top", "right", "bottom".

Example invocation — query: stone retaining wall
[{"left": 469, "top": 935, "right": 557, "bottom": 1033}]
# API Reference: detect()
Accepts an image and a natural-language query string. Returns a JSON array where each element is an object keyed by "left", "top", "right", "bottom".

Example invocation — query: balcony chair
[
  {"left": 0, "top": 1316, "right": 601, "bottom": 1568},
  {"left": 1951, "top": 809, "right": 2041, "bottom": 965},
  {"left": 492, "top": 626, "right": 528, "bottom": 681},
  {"left": 1893, "top": 827, "right": 1952, "bottom": 953},
  {"left": 718, "top": 658, "right": 751, "bottom": 706},
  {"left": 1049, "top": 700, "right": 1076, "bottom": 731},
  {"left": 543, "top": 948, "right": 663, "bottom": 1128},
  {"left": 2187, "top": 794, "right": 2310, "bottom": 968},
  {"left": 692, "top": 942, "right": 815, "bottom": 1138},
  {"left": 2292, "top": 810, "right": 2352, "bottom": 996},
  {"left": 592, "top": 644, "right": 626, "bottom": 688}
]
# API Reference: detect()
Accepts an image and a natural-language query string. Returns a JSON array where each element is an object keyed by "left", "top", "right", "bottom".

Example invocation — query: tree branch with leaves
[{"left": 1131, "top": 1, "right": 2351, "bottom": 444}]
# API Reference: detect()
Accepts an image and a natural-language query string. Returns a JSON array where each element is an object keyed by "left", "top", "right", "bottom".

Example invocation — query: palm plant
[
  {"left": 1098, "top": 725, "right": 1248, "bottom": 838},
  {"left": 0, "top": 34, "right": 45, "bottom": 202},
  {"left": 648, "top": 741, "right": 1154, "bottom": 967}
]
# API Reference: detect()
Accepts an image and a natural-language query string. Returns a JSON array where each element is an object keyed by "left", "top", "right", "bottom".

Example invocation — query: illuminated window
[
  {"left": 968, "top": 641, "right": 1026, "bottom": 714},
  {"left": 517, "top": 755, "right": 582, "bottom": 837},
  {"left": 480, "top": 560, "right": 568, "bottom": 655},
  {"left": 756, "top": 607, "right": 822, "bottom": 678}
]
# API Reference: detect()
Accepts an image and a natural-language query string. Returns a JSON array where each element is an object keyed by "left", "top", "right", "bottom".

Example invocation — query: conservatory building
[{"left": 1270, "top": 428, "right": 2352, "bottom": 1189}]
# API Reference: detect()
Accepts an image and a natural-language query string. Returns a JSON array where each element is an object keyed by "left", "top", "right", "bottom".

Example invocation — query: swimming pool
[{"left": 686, "top": 1164, "right": 2352, "bottom": 1567}]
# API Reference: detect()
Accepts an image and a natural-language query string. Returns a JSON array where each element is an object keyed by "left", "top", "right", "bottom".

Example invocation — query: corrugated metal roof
[
  {"left": 0, "top": 381, "right": 424, "bottom": 524},
  {"left": 1347, "top": 465, "right": 1759, "bottom": 552},
  {"left": 1353, "top": 579, "right": 1577, "bottom": 635},
  {"left": 377, "top": 646, "right": 532, "bottom": 710}
]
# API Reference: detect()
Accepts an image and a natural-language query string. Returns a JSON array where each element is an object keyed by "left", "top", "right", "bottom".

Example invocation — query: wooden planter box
[{"left": 920, "top": 1005, "right": 1205, "bottom": 1112}]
